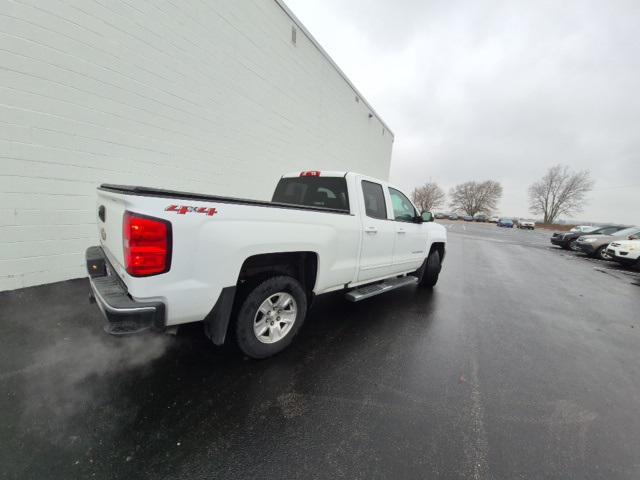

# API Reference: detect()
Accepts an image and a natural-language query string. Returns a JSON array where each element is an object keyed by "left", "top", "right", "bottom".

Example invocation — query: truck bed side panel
[{"left": 95, "top": 190, "right": 359, "bottom": 326}]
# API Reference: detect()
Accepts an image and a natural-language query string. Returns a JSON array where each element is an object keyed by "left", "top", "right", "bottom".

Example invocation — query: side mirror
[{"left": 421, "top": 211, "right": 434, "bottom": 222}]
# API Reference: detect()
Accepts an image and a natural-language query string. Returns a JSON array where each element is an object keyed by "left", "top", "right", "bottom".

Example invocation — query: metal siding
[{"left": 0, "top": 0, "right": 393, "bottom": 290}]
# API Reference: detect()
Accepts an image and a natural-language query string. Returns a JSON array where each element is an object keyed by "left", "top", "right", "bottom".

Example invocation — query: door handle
[
  {"left": 397, "top": 227, "right": 406, "bottom": 234},
  {"left": 365, "top": 226, "right": 378, "bottom": 234}
]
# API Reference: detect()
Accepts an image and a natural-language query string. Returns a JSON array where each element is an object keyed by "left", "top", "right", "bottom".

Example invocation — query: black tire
[
  {"left": 568, "top": 240, "right": 577, "bottom": 251},
  {"left": 417, "top": 249, "right": 441, "bottom": 288},
  {"left": 234, "top": 276, "right": 307, "bottom": 359},
  {"left": 595, "top": 245, "right": 610, "bottom": 260},
  {"left": 561, "top": 242, "right": 571, "bottom": 250}
]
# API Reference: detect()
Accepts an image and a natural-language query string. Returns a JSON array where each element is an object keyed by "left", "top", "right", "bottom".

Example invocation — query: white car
[
  {"left": 489, "top": 216, "right": 500, "bottom": 223},
  {"left": 570, "top": 225, "right": 598, "bottom": 233},
  {"left": 606, "top": 239, "right": 640, "bottom": 268},
  {"left": 86, "top": 171, "right": 447, "bottom": 358},
  {"left": 517, "top": 220, "right": 536, "bottom": 230}
]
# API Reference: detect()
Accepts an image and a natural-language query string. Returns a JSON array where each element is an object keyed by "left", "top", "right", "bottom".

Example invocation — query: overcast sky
[{"left": 286, "top": 0, "right": 639, "bottom": 224}]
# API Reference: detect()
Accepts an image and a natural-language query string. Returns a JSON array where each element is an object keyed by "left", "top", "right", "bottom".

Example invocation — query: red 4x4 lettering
[{"left": 165, "top": 205, "right": 218, "bottom": 216}]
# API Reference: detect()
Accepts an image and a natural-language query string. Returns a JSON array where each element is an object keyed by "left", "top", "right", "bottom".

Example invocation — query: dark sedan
[
  {"left": 550, "top": 225, "right": 626, "bottom": 250},
  {"left": 497, "top": 218, "right": 514, "bottom": 228}
]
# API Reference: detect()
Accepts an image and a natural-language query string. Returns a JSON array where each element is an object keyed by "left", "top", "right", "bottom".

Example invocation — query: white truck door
[
  {"left": 356, "top": 179, "right": 397, "bottom": 282},
  {"left": 388, "top": 187, "right": 428, "bottom": 270}
]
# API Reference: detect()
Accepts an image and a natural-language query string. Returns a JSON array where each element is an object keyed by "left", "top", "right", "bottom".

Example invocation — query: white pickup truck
[{"left": 86, "top": 171, "right": 447, "bottom": 358}]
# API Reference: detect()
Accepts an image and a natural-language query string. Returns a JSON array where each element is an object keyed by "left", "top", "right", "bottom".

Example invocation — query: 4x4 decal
[{"left": 165, "top": 205, "right": 218, "bottom": 216}]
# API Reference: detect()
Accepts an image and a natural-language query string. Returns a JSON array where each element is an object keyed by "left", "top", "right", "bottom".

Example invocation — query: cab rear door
[{"left": 356, "top": 178, "right": 397, "bottom": 282}]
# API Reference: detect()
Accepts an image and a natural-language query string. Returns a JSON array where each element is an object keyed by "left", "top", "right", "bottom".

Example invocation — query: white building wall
[{"left": 0, "top": 0, "right": 394, "bottom": 291}]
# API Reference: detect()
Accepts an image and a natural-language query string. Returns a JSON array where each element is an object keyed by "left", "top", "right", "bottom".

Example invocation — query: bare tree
[
  {"left": 449, "top": 180, "right": 503, "bottom": 216},
  {"left": 411, "top": 182, "right": 446, "bottom": 212},
  {"left": 528, "top": 165, "right": 594, "bottom": 223}
]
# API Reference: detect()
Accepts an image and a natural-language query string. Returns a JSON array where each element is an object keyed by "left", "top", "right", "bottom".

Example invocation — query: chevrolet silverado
[{"left": 86, "top": 171, "right": 447, "bottom": 358}]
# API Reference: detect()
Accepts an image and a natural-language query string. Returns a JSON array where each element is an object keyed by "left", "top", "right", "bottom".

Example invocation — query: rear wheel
[
  {"left": 234, "top": 276, "right": 307, "bottom": 359},
  {"left": 416, "top": 250, "right": 441, "bottom": 288}
]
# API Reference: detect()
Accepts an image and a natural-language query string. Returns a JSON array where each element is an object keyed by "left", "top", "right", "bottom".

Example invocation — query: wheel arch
[
  {"left": 429, "top": 242, "right": 446, "bottom": 262},
  {"left": 204, "top": 251, "right": 318, "bottom": 346},
  {"left": 236, "top": 251, "right": 318, "bottom": 295}
]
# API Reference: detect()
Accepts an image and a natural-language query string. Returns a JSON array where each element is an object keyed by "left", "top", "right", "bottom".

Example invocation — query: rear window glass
[{"left": 272, "top": 177, "right": 349, "bottom": 211}]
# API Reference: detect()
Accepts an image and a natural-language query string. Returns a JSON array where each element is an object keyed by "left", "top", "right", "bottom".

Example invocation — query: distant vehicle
[
  {"left": 462, "top": 215, "right": 474, "bottom": 221},
  {"left": 474, "top": 214, "right": 488, "bottom": 222},
  {"left": 606, "top": 238, "right": 640, "bottom": 268},
  {"left": 497, "top": 218, "right": 514, "bottom": 228},
  {"left": 551, "top": 225, "right": 626, "bottom": 250},
  {"left": 570, "top": 225, "right": 598, "bottom": 233},
  {"left": 489, "top": 215, "right": 500, "bottom": 223},
  {"left": 517, "top": 220, "right": 535, "bottom": 230},
  {"left": 448, "top": 213, "right": 459, "bottom": 220},
  {"left": 576, "top": 226, "right": 640, "bottom": 260},
  {"left": 434, "top": 212, "right": 448, "bottom": 219}
]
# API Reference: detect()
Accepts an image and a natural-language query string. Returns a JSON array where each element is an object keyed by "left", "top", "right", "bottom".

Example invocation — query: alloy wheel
[{"left": 253, "top": 292, "right": 297, "bottom": 344}]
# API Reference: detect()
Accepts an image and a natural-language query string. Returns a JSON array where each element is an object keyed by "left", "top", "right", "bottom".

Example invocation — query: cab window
[
  {"left": 389, "top": 188, "right": 417, "bottom": 222},
  {"left": 361, "top": 181, "right": 387, "bottom": 219}
]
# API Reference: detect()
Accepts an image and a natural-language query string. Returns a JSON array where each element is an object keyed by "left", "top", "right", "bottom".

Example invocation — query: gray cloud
[{"left": 286, "top": 0, "right": 640, "bottom": 223}]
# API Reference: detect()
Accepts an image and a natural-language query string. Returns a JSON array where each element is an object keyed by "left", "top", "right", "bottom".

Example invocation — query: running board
[{"left": 345, "top": 276, "right": 418, "bottom": 302}]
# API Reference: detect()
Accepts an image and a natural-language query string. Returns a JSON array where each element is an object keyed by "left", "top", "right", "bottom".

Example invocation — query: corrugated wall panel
[{"left": 0, "top": 0, "right": 393, "bottom": 291}]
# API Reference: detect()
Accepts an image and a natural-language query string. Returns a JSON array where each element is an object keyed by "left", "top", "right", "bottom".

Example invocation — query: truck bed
[{"left": 99, "top": 184, "right": 351, "bottom": 215}]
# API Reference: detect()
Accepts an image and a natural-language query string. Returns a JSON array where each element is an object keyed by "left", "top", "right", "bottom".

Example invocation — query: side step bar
[{"left": 345, "top": 276, "right": 418, "bottom": 302}]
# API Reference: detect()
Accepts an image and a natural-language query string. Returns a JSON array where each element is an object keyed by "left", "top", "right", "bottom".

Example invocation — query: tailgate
[{"left": 96, "top": 189, "right": 128, "bottom": 271}]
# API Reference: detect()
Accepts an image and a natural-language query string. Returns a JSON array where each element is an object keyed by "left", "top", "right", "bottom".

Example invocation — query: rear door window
[
  {"left": 272, "top": 177, "right": 349, "bottom": 211},
  {"left": 361, "top": 181, "right": 387, "bottom": 219}
]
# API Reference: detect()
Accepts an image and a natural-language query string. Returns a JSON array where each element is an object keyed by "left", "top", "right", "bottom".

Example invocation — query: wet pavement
[{"left": 1, "top": 222, "right": 640, "bottom": 479}]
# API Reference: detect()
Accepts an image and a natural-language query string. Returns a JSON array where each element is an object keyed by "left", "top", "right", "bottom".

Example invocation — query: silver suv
[{"left": 576, "top": 226, "right": 640, "bottom": 259}]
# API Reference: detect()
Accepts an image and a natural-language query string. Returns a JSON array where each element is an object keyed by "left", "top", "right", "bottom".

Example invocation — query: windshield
[{"left": 611, "top": 227, "right": 640, "bottom": 237}]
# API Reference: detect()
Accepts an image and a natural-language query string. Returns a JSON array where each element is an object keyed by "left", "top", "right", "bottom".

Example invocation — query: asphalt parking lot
[{"left": 2, "top": 222, "right": 640, "bottom": 480}]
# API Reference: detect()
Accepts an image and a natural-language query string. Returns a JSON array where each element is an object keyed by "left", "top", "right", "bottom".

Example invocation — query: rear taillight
[{"left": 123, "top": 211, "right": 171, "bottom": 277}]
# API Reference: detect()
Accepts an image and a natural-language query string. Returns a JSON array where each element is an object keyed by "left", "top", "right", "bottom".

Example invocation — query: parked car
[
  {"left": 489, "top": 215, "right": 500, "bottom": 223},
  {"left": 434, "top": 212, "right": 448, "bottom": 219},
  {"left": 497, "top": 218, "right": 514, "bottom": 228},
  {"left": 85, "top": 171, "right": 447, "bottom": 359},
  {"left": 448, "top": 213, "right": 459, "bottom": 220},
  {"left": 575, "top": 226, "right": 640, "bottom": 260},
  {"left": 606, "top": 238, "right": 640, "bottom": 268},
  {"left": 517, "top": 220, "right": 535, "bottom": 230},
  {"left": 463, "top": 215, "right": 474, "bottom": 221},
  {"left": 570, "top": 225, "right": 598, "bottom": 233},
  {"left": 551, "top": 225, "right": 626, "bottom": 250},
  {"left": 474, "top": 214, "right": 488, "bottom": 222}
]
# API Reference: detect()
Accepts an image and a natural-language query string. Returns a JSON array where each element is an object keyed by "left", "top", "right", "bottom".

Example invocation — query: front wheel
[
  {"left": 416, "top": 250, "right": 441, "bottom": 288},
  {"left": 595, "top": 245, "right": 611, "bottom": 260},
  {"left": 234, "top": 276, "right": 307, "bottom": 359}
]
